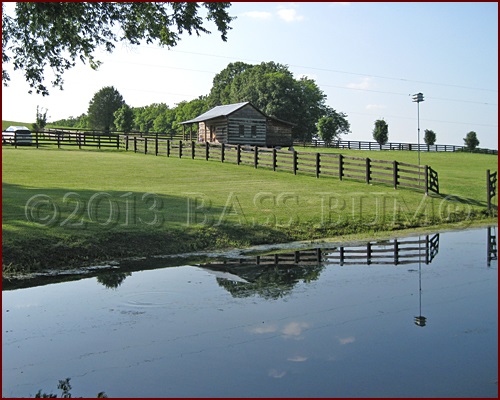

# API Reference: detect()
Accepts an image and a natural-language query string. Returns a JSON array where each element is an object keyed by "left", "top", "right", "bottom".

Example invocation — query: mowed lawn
[{"left": 2, "top": 146, "right": 497, "bottom": 270}]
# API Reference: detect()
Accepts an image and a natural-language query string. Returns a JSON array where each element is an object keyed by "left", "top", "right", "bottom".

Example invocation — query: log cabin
[{"left": 180, "top": 102, "right": 293, "bottom": 147}]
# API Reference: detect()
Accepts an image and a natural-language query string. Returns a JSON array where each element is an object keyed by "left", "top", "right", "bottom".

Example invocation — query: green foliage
[
  {"left": 34, "top": 378, "right": 107, "bottom": 398},
  {"left": 317, "top": 109, "right": 350, "bottom": 145},
  {"left": 114, "top": 104, "right": 134, "bottom": 133},
  {"left": 32, "top": 106, "right": 48, "bottom": 132},
  {"left": 48, "top": 114, "right": 88, "bottom": 129},
  {"left": 87, "top": 86, "right": 125, "bottom": 132},
  {"left": 207, "top": 61, "right": 327, "bottom": 140},
  {"left": 2, "top": 2, "right": 234, "bottom": 95},
  {"left": 373, "top": 119, "right": 389, "bottom": 145},
  {"left": 464, "top": 131, "right": 480, "bottom": 151},
  {"left": 424, "top": 129, "right": 437, "bottom": 145}
]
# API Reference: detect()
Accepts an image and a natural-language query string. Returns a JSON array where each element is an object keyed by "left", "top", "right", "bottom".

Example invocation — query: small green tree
[
  {"left": 424, "top": 129, "right": 436, "bottom": 145},
  {"left": 317, "top": 110, "right": 350, "bottom": 146},
  {"left": 87, "top": 86, "right": 125, "bottom": 132},
  {"left": 464, "top": 131, "right": 480, "bottom": 151},
  {"left": 114, "top": 104, "right": 134, "bottom": 133},
  {"left": 32, "top": 105, "right": 48, "bottom": 132},
  {"left": 373, "top": 119, "right": 389, "bottom": 145}
]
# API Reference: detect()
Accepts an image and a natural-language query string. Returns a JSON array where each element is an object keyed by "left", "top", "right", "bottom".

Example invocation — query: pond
[{"left": 2, "top": 226, "right": 498, "bottom": 398}]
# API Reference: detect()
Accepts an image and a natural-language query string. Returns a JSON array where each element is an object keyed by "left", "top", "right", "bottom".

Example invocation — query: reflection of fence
[
  {"left": 203, "top": 234, "right": 440, "bottom": 268},
  {"left": 119, "top": 136, "right": 439, "bottom": 194},
  {"left": 487, "top": 169, "right": 497, "bottom": 214},
  {"left": 487, "top": 226, "right": 497, "bottom": 267}
]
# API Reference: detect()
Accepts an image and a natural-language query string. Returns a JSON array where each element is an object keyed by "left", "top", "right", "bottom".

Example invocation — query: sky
[{"left": 1, "top": 2, "right": 498, "bottom": 149}]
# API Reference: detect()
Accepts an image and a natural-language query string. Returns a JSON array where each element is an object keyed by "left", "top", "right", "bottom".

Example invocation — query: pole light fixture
[{"left": 412, "top": 93, "right": 424, "bottom": 167}]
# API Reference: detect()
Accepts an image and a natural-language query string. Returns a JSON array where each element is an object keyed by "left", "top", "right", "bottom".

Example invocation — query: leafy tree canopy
[
  {"left": 464, "top": 131, "right": 480, "bottom": 151},
  {"left": 207, "top": 61, "right": 328, "bottom": 140},
  {"left": 87, "top": 86, "right": 125, "bottom": 132},
  {"left": 2, "top": 2, "right": 234, "bottom": 95},
  {"left": 373, "top": 119, "right": 389, "bottom": 145},
  {"left": 424, "top": 129, "right": 437, "bottom": 146},
  {"left": 317, "top": 109, "right": 350, "bottom": 145}
]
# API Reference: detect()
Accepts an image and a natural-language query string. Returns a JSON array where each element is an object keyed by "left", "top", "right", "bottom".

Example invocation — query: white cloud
[
  {"left": 282, "top": 321, "right": 309, "bottom": 338},
  {"left": 241, "top": 11, "right": 273, "bottom": 20},
  {"left": 268, "top": 369, "right": 287, "bottom": 378},
  {"left": 338, "top": 336, "right": 355, "bottom": 345},
  {"left": 277, "top": 8, "right": 305, "bottom": 22},
  {"left": 249, "top": 324, "right": 278, "bottom": 334},
  {"left": 347, "top": 77, "right": 373, "bottom": 90},
  {"left": 287, "top": 355, "right": 308, "bottom": 362}
]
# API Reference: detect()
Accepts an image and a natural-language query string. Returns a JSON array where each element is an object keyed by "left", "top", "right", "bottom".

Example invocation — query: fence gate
[
  {"left": 487, "top": 169, "right": 497, "bottom": 214},
  {"left": 426, "top": 166, "right": 439, "bottom": 194}
]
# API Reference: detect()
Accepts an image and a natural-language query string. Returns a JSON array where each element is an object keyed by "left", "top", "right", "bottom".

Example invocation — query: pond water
[{"left": 2, "top": 226, "right": 498, "bottom": 398}]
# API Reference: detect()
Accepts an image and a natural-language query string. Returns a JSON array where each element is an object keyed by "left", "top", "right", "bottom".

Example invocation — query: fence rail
[
  {"left": 297, "top": 139, "right": 498, "bottom": 155},
  {"left": 28, "top": 130, "right": 120, "bottom": 149},
  {"left": 120, "top": 135, "right": 439, "bottom": 194}
]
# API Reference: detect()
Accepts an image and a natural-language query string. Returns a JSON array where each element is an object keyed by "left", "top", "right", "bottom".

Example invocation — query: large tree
[
  {"left": 87, "top": 86, "right": 125, "bottom": 132},
  {"left": 2, "top": 2, "right": 234, "bottom": 95},
  {"left": 208, "top": 61, "right": 327, "bottom": 140},
  {"left": 373, "top": 119, "right": 389, "bottom": 145}
]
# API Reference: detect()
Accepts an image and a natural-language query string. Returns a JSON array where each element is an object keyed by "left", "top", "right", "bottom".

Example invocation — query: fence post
[
  {"left": 293, "top": 150, "right": 298, "bottom": 175},
  {"left": 78, "top": 133, "right": 82, "bottom": 150},
  {"left": 254, "top": 146, "right": 258, "bottom": 168},
  {"left": 144, "top": 137, "right": 147, "bottom": 154},
  {"left": 14, "top": 132, "right": 17, "bottom": 148},
  {"left": 273, "top": 148, "right": 277, "bottom": 171},
  {"left": 237, "top": 144, "right": 241, "bottom": 165},
  {"left": 221, "top": 143, "right": 225, "bottom": 163},
  {"left": 205, "top": 142, "right": 209, "bottom": 161},
  {"left": 393, "top": 161, "right": 398, "bottom": 189},
  {"left": 134, "top": 136, "right": 137, "bottom": 153},
  {"left": 425, "top": 165, "right": 429, "bottom": 195},
  {"left": 57, "top": 133, "right": 61, "bottom": 149},
  {"left": 339, "top": 154, "right": 343, "bottom": 180},
  {"left": 179, "top": 140, "right": 183, "bottom": 158},
  {"left": 487, "top": 169, "right": 491, "bottom": 213},
  {"left": 167, "top": 139, "right": 171, "bottom": 157},
  {"left": 36, "top": 132, "right": 39, "bottom": 148},
  {"left": 155, "top": 135, "right": 159, "bottom": 156},
  {"left": 191, "top": 140, "right": 195, "bottom": 159},
  {"left": 316, "top": 152, "right": 320, "bottom": 178},
  {"left": 366, "top": 157, "right": 371, "bottom": 184}
]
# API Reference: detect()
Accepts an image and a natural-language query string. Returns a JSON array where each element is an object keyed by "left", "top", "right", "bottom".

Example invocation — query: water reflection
[
  {"left": 487, "top": 226, "right": 497, "bottom": 266},
  {"left": 196, "top": 234, "right": 439, "bottom": 300},
  {"left": 96, "top": 271, "right": 132, "bottom": 289}
]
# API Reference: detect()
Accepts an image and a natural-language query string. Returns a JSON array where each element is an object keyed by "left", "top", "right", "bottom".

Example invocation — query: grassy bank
[{"left": 2, "top": 146, "right": 497, "bottom": 275}]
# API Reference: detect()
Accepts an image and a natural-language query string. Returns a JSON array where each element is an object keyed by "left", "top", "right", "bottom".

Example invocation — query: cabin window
[
  {"left": 251, "top": 126, "right": 257, "bottom": 138},
  {"left": 239, "top": 125, "right": 245, "bottom": 137}
]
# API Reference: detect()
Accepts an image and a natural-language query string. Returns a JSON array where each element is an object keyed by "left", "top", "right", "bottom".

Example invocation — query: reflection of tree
[
  {"left": 96, "top": 271, "right": 131, "bottom": 289},
  {"left": 213, "top": 264, "right": 324, "bottom": 300}
]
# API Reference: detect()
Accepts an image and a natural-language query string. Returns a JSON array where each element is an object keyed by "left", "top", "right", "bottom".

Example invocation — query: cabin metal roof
[{"left": 180, "top": 102, "right": 252, "bottom": 124}]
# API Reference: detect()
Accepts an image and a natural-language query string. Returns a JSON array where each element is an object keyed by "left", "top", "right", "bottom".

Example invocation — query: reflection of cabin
[{"left": 180, "top": 102, "right": 294, "bottom": 147}]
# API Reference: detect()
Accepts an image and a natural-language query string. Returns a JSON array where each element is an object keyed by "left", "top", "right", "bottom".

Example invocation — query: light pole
[{"left": 412, "top": 93, "right": 424, "bottom": 166}]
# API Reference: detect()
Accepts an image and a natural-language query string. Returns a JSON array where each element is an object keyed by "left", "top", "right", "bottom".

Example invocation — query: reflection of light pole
[
  {"left": 414, "top": 235, "right": 427, "bottom": 327},
  {"left": 412, "top": 93, "right": 424, "bottom": 167}
]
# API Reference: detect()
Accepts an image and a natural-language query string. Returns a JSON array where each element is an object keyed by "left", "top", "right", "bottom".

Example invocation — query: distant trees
[
  {"left": 372, "top": 119, "right": 388, "bottom": 145},
  {"left": 87, "top": 86, "right": 125, "bottom": 132},
  {"left": 424, "top": 129, "right": 436, "bottom": 145},
  {"left": 317, "top": 109, "right": 350, "bottom": 146},
  {"left": 113, "top": 104, "right": 134, "bottom": 133},
  {"left": 464, "top": 131, "right": 480, "bottom": 151}
]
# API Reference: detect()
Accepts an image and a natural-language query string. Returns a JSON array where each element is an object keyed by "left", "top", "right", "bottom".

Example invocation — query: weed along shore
[{"left": 2, "top": 146, "right": 497, "bottom": 278}]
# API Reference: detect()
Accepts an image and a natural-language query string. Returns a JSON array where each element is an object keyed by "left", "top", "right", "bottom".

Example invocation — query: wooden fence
[
  {"left": 28, "top": 130, "right": 120, "bottom": 149},
  {"left": 487, "top": 169, "right": 497, "bottom": 214},
  {"left": 120, "top": 135, "right": 439, "bottom": 194},
  {"left": 202, "top": 233, "right": 440, "bottom": 268},
  {"left": 298, "top": 139, "right": 498, "bottom": 155}
]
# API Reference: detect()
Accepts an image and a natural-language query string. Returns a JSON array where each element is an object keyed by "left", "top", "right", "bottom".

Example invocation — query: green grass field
[{"left": 2, "top": 144, "right": 497, "bottom": 273}]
